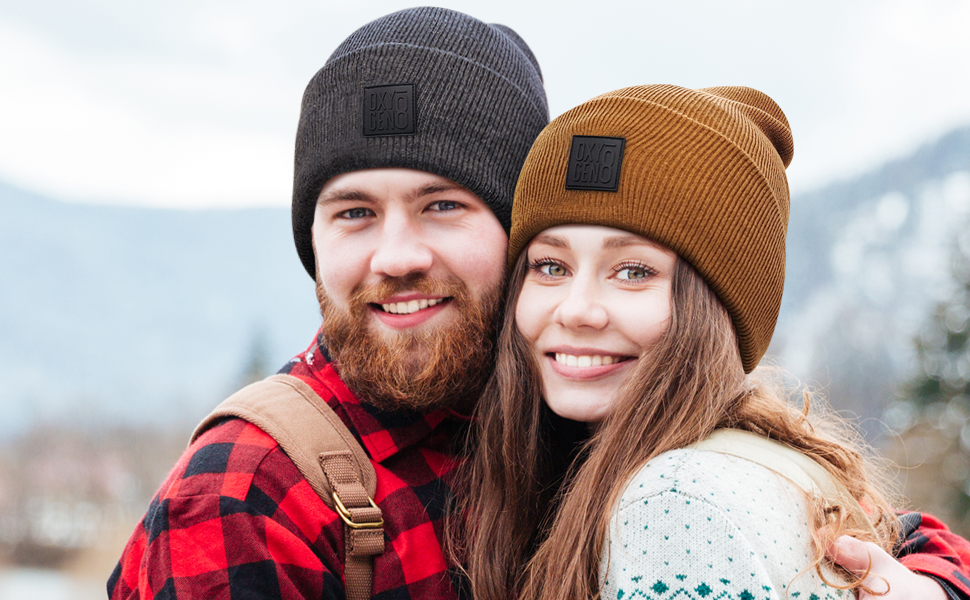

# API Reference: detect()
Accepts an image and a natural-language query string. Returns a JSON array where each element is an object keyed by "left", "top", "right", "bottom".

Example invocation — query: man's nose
[{"left": 369, "top": 213, "right": 434, "bottom": 277}]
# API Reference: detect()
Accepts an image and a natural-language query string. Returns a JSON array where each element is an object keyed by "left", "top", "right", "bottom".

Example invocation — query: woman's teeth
[
  {"left": 554, "top": 353, "right": 617, "bottom": 367},
  {"left": 381, "top": 298, "right": 445, "bottom": 314}
]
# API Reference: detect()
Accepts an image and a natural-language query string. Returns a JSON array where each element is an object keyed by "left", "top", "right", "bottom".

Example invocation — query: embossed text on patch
[
  {"left": 363, "top": 84, "right": 416, "bottom": 136},
  {"left": 565, "top": 135, "right": 626, "bottom": 191}
]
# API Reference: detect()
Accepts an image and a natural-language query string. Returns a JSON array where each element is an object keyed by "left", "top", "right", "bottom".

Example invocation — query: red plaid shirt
[
  {"left": 898, "top": 511, "right": 970, "bottom": 599},
  {"left": 108, "top": 331, "right": 468, "bottom": 600},
  {"left": 109, "top": 331, "right": 970, "bottom": 600}
]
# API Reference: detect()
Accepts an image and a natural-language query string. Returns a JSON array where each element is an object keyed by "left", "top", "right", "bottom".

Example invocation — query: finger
[
  {"left": 827, "top": 535, "right": 874, "bottom": 574},
  {"left": 828, "top": 536, "right": 894, "bottom": 594}
]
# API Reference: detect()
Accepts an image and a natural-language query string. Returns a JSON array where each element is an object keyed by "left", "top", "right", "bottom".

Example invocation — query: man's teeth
[
  {"left": 381, "top": 298, "right": 445, "bottom": 314},
  {"left": 554, "top": 353, "right": 617, "bottom": 367}
]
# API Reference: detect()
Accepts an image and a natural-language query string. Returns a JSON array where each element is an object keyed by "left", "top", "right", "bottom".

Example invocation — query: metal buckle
[{"left": 332, "top": 492, "right": 384, "bottom": 530}]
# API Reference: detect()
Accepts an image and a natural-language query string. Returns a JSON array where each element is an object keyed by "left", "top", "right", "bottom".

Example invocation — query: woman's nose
[{"left": 553, "top": 277, "right": 609, "bottom": 330}]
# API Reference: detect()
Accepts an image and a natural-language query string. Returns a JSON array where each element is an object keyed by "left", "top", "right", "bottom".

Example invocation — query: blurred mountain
[
  {"left": 1, "top": 125, "right": 969, "bottom": 439},
  {"left": 775, "top": 124, "right": 970, "bottom": 425},
  {"left": 0, "top": 183, "right": 319, "bottom": 438}
]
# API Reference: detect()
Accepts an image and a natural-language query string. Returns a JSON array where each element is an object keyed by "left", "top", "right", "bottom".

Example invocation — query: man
[
  {"left": 109, "top": 7, "right": 546, "bottom": 600},
  {"left": 109, "top": 7, "right": 970, "bottom": 600}
]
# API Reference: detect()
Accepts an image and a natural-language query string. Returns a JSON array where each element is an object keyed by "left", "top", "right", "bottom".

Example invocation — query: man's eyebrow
[
  {"left": 316, "top": 189, "right": 374, "bottom": 206},
  {"left": 317, "top": 182, "right": 465, "bottom": 206},
  {"left": 408, "top": 182, "right": 465, "bottom": 201},
  {"left": 531, "top": 233, "right": 569, "bottom": 249}
]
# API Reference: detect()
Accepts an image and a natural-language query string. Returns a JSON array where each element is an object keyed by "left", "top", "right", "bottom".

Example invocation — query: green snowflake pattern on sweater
[{"left": 600, "top": 449, "right": 849, "bottom": 600}]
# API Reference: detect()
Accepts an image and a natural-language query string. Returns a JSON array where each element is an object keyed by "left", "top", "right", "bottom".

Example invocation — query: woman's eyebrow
[
  {"left": 531, "top": 233, "right": 569, "bottom": 248},
  {"left": 603, "top": 235, "right": 656, "bottom": 249}
]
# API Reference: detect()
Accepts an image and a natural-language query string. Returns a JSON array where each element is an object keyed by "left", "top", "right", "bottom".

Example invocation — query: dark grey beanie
[{"left": 292, "top": 6, "right": 549, "bottom": 278}]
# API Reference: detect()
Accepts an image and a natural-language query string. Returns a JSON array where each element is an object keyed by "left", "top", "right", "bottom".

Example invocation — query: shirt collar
[{"left": 280, "top": 329, "right": 455, "bottom": 463}]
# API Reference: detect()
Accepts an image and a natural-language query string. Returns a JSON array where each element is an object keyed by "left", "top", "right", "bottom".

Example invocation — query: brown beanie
[{"left": 508, "top": 85, "right": 794, "bottom": 373}]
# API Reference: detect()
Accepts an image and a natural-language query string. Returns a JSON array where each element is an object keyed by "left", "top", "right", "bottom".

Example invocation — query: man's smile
[
  {"left": 376, "top": 295, "right": 453, "bottom": 315},
  {"left": 366, "top": 293, "right": 455, "bottom": 329}
]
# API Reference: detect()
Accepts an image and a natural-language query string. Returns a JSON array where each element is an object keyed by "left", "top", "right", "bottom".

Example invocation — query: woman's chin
[{"left": 542, "top": 387, "right": 616, "bottom": 424}]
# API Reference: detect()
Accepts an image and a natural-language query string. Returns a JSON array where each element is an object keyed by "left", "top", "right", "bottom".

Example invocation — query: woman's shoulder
[
  {"left": 616, "top": 446, "right": 799, "bottom": 515},
  {"left": 605, "top": 447, "right": 849, "bottom": 599},
  {"left": 613, "top": 447, "right": 814, "bottom": 555}
]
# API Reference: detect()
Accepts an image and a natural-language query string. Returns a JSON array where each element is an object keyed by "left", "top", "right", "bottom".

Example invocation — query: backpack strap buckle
[{"left": 333, "top": 492, "right": 384, "bottom": 530}]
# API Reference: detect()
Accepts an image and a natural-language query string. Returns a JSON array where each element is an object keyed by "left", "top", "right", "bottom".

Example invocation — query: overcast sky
[{"left": 2, "top": 0, "right": 969, "bottom": 209}]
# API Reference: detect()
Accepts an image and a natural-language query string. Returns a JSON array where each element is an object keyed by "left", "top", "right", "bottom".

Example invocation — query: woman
[{"left": 456, "top": 85, "right": 949, "bottom": 600}]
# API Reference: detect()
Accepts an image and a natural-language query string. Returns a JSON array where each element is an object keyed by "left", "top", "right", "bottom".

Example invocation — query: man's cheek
[
  {"left": 456, "top": 250, "right": 505, "bottom": 291},
  {"left": 316, "top": 273, "right": 353, "bottom": 307}
]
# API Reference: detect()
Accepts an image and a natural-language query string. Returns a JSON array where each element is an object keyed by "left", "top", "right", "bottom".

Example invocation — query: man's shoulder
[
  {"left": 159, "top": 417, "right": 306, "bottom": 504},
  {"left": 109, "top": 416, "right": 344, "bottom": 600}
]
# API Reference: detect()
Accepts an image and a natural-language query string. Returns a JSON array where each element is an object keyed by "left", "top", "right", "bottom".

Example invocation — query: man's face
[{"left": 311, "top": 168, "right": 508, "bottom": 412}]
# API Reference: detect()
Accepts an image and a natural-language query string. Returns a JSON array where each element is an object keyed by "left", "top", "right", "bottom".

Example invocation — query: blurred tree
[
  {"left": 889, "top": 226, "right": 970, "bottom": 534},
  {"left": 238, "top": 326, "right": 272, "bottom": 387}
]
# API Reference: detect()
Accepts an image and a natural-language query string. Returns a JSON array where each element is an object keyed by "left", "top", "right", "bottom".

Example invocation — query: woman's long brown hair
[{"left": 452, "top": 253, "right": 898, "bottom": 600}]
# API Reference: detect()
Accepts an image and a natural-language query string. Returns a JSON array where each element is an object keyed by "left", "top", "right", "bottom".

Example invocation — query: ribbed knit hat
[
  {"left": 293, "top": 6, "right": 549, "bottom": 278},
  {"left": 509, "top": 85, "right": 794, "bottom": 372}
]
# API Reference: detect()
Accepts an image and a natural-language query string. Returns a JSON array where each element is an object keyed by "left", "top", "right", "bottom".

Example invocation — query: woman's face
[{"left": 516, "top": 225, "right": 677, "bottom": 423}]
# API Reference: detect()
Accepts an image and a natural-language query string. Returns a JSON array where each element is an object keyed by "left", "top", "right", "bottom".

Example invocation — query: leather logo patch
[
  {"left": 362, "top": 84, "right": 416, "bottom": 136},
  {"left": 565, "top": 136, "right": 626, "bottom": 191}
]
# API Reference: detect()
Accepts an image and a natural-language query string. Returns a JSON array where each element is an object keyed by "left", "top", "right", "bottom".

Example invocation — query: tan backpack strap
[
  {"left": 690, "top": 428, "right": 877, "bottom": 538},
  {"left": 319, "top": 452, "right": 385, "bottom": 600},
  {"left": 191, "top": 374, "right": 383, "bottom": 600}
]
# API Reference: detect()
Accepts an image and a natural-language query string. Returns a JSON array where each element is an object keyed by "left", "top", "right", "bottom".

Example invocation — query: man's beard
[{"left": 317, "top": 273, "right": 503, "bottom": 414}]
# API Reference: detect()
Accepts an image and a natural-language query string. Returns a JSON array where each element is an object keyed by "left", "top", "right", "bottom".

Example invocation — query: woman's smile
[{"left": 542, "top": 346, "right": 637, "bottom": 380}]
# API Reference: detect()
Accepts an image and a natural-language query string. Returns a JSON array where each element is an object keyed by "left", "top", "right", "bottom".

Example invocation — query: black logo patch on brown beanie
[{"left": 565, "top": 136, "right": 625, "bottom": 191}]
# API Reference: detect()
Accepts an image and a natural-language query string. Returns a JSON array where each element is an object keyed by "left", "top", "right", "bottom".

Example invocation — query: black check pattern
[{"left": 109, "top": 330, "right": 468, "bottom": 600}]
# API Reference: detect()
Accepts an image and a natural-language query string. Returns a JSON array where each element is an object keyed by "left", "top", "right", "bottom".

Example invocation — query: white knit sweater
[{"left": 600, "top": 448, "right": 849, "bottom": 600}]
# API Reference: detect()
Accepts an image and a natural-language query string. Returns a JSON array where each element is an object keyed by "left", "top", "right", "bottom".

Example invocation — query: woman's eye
[
  {"left": 615, "top": 265, "right": 652, "bottom": 281},
  {"left": 542, "top": 263, "right": 568, "bottom": 277},
  {"left": 528, "top": 258, "right": 569, "bottom": 278},
  {"left": 336, "top": 207, "right": 374, "bottom": 220}
]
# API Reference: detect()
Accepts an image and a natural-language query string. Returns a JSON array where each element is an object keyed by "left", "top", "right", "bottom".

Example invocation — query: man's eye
[
  {"left": 336, "top": 207, "right": 374, "bottom": 220},
  {"left": 428, "top": 200, "right": 461, "bottom": 212}
]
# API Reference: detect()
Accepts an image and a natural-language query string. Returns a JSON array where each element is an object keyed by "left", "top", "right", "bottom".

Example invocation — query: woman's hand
[{"left": 828, "top": 535, "right": 948, "bottom": 599}]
